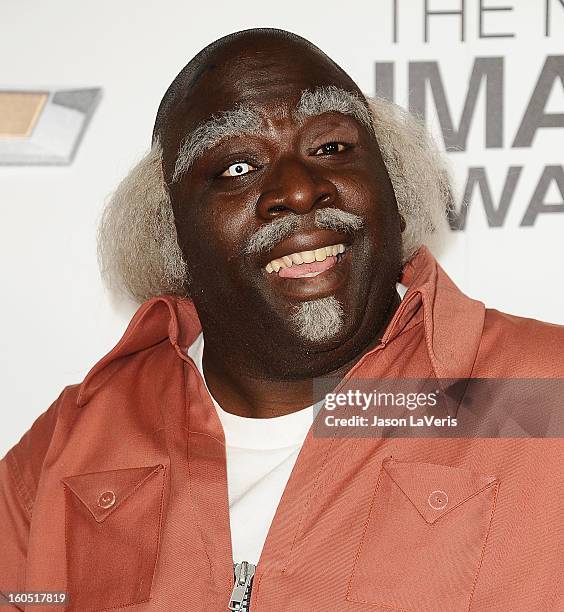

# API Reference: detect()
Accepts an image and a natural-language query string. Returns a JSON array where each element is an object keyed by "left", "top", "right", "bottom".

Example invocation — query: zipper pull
[{"left": 228, "top": 561, "right": 256, "bottom": 611}]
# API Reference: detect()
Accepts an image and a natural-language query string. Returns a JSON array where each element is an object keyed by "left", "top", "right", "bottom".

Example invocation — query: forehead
[
  {"left": 159, "top": 39, "right": 364, "bottom": 178},
  {"left": 175, "top": 47, "right": 359, "bottom": 131}
]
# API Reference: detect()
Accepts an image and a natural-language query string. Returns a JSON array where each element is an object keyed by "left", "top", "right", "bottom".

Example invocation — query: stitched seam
[
  {"left": 345, "top": 469, "right": 417, "bottom": 612},
  {"left": 428, "top": 481, "right": 498, "bottom": 525},
  {"left": 63, "top": 465, "right": 163, "bottom": 523},
  {"left": 63, "top": 467, "right": 166, "bottom": 611},
  {"left": 186, "top": 430, "right": 214, "bottom": 578},
  {"left": 147, "top": 466, "right": 167, "bottom": 597},
  {"left": 345, "top": 466, "right": 388, "bottom": 603},
  {"left": 5, "top": 453, "right": 33, "bottom": 519},
  {"left": 185, "top": 428, "right": 225, "bottom": 446},
  {"left": 345, "top": 597, "right": 414, "bottom": 611},
  {"left": 63, "top": 483, "right": 71, "bottom": 610},
  {"left": 387, "top": 317, "right": 424, "bottom": 343},
  {"left": 252, "top": 570, "right": 263, "bottom": 607},
  {"left": 467, "top": 481, "right": 500, "bottom": 611},
  {"left": 385, "top": 470, "right": 499, "bottom": 525},
  {"left": 281, "top": 434, "right": 337, "bottom": 572},
  {"left": 69, "top": 596, "right": 151, "bottom": 612},
  {"left": 345, "top": 467, "right": 498, "bottom": 610},
  {"left": 182, "top": 363, "right": 218, "bottom": 589},
  {"left": 0, "top": 591, "right": 25, "bottom": 611}
]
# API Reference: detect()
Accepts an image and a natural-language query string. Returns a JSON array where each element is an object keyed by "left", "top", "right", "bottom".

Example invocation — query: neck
[{"left": 200, "top": 292, "right": 401, "bottom": 418}]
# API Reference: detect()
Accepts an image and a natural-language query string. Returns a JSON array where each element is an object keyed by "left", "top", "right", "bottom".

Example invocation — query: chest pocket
[
  {"left": 346, "top": 458, "right": 498, "bottom": 612},
  {"left": 61, "top": 464, "right": 165, "bottom": 611}
]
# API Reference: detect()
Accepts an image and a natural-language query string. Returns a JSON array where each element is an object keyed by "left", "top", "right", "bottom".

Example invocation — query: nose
[{"left": 256, "top": 156, "right": 337, "bottom": 220}]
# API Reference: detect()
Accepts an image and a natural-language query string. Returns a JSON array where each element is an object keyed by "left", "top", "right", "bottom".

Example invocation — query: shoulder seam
[{"left": 5, "top": 452, "right": 34, "bottom": 519}]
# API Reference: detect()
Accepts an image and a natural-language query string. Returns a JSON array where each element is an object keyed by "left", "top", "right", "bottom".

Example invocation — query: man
[{"left": 1, "top": 28, "right": 563, "bottom": 612}]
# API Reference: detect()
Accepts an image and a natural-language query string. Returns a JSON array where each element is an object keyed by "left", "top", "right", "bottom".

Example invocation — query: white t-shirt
[
  {"left": 186, "top": 283, "right": 408, "bottom": 566},
  {"left": 187, "top": 333, "right": 314, "bottom": 565}
]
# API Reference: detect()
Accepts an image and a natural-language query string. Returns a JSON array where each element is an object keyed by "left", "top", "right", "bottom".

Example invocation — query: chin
[{"left": 290, "top": 295, "right": 346, "bottom": 344}]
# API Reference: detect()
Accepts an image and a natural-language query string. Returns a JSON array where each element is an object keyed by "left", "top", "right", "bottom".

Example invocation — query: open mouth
[
  {"left": 261, "top": 239, "right": 352, "bottom": 301},
  {"left": 264, "top": 243, "right": 349, "bottom": 278}
]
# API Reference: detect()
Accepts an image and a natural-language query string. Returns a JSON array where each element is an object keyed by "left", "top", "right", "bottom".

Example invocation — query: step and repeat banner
[
  {"left": 0, "top": 0, "right": 562, "bottom": 454},
  {"left": 372, "top": 1, "right": 563, "bottom": 324}
]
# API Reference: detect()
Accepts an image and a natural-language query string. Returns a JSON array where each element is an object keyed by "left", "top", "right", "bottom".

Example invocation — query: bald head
[
  {"left": 153, "top": 29, "right": 362, "bottom": 140},
  {"left": 152, "top": 28, "right": 369, "bottom": 181}
]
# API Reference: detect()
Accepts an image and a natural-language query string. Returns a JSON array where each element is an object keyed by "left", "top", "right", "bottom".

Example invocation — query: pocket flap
[
  {"left": 382, "top": 457, "right": 497, "bottom": 524},
  {"left": 62, "top": 464, "right": 164, "bottom": 523}
]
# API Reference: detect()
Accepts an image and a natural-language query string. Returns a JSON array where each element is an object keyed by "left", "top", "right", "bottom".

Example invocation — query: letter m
[{"left": 408, "top": 58, "right": 503, "bottom": 151}]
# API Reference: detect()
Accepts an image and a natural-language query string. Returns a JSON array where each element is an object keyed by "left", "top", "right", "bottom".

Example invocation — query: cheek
[
  {"left": 338, "top": 174, "right": 402, "bottom": 280},
  {"left": 338, "top": 173, "right": 399, "bottom": 235},
  {"left": 176, "top": 200, "right": 257, "bottom": 278}
]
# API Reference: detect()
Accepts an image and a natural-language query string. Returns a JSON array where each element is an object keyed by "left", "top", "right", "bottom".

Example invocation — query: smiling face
[{"left": 158, "top": 31, "right": 403, "bottom": 379}]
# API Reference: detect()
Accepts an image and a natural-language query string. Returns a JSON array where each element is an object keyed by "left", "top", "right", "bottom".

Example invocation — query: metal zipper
[{"left": 228, "top": 561, "right": 256, "bottom": 611}]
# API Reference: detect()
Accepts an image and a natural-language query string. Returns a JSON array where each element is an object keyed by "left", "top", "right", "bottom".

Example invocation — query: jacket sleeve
[
  {"left": 0, "top": 392, "right": 65, "bottom": 605},
  {"left": 0, "top": 456, "right": 31, "bottom": 607}
]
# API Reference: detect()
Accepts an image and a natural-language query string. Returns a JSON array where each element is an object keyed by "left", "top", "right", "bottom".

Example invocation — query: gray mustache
[{"left": 244, "top": 208, "right": 364, "bottom": 256}]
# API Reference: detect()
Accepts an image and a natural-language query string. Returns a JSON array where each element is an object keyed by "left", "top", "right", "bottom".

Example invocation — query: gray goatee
[
  {"left": 243, "top": 208, "right": 362, "bottom": 342},
  {"left": 291, "top": 296, "right": 344, "bottom": 342}
]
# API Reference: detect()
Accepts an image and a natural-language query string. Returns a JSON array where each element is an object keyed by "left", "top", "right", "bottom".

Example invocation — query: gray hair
[
  {"left": 173, "top": 105, "right": 262, "bottom": 182},
  {"left": 172, "top": 86, "right": 374, "bottom": 182},
  {"left": 98, "top": 96, "right": 452, "bottom": 303},
  {"left": 244, "top": 208, "right": 363, "bottom": 256},
  {"left": 97, "top": 143, "right": 190, "bottom": 298},
  {"left": 292, "top": 296, "right": 344, "bottom": 342},
  {"left": 294, "top": 85, "right": 374, "bottom": 134}
]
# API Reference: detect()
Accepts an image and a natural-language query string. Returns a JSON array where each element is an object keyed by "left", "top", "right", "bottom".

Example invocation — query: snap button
[
  {"left": 98, "top": 490, "right": 116, "bottom": 509},
  {"left": 428, "top": 490, "right": 448, "bottom": 510}
]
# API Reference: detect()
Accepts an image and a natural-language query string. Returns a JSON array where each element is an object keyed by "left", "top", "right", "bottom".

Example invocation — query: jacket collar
[
  {"left": 397, "top": 246, "right": 485, "bottom": 381},
  {"left": 77, "top": 246, "right": 484, "bottom": 407}
]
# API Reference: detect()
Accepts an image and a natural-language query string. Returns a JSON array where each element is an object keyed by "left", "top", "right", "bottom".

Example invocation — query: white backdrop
[{"left": 1, "top": 0, "right": 562, "bottom": 456}]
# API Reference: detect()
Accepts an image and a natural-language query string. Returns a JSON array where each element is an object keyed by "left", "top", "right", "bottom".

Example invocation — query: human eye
[
  {"left": 313, "top": 142, "right": 349, "bottom": 155},
  {"left": 220, "top": 161, "right": 257, "bottom": 177}
]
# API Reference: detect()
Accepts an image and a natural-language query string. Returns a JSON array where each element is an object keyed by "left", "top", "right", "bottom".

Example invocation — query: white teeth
[
  {"left": 264, "top": 243, "right": 347, "bottom": 273},
  {"left": 314, "top": 248, "right": 326, "bottom": 262}
]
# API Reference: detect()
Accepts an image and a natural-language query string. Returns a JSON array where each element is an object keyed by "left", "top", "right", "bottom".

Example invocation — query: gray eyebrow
[
  {"left": 172, "top": 86, "right": 374, "bottom": 183},
  {"left": 172, "top": 105, "right": 263, "bottom": 182},
  {"left": 293, "top": 85, "right": 374, "bottom": 134}
]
